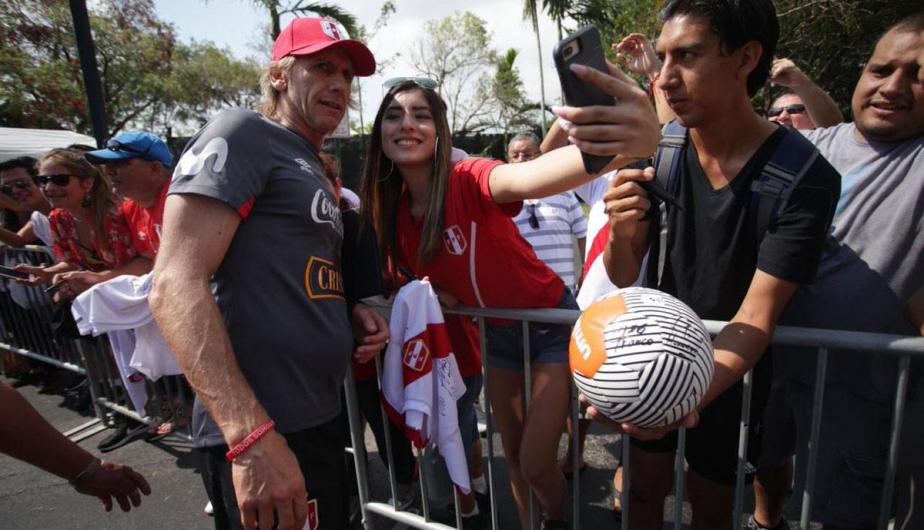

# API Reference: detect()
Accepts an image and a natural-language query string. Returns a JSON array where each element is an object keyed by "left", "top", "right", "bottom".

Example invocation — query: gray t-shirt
[
  {"left": 171, "top": 108, "right": 353, "bottom": 435},
  {"left": 775, "top": 123, "right": 924, "bottom": 402}
]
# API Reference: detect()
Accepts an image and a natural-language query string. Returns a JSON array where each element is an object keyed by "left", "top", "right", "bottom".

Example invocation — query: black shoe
[
  {"left": 98, "top": 421, "right": 149, "bottom": 452},
  {"left": 540, "top": 519, "right": 569, "bottom": 530},
  {"left": 65, "top": 376, "right": 87, "bottom": 393}
]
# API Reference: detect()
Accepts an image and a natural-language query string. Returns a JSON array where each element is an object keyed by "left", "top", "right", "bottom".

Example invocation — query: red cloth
[
  {"left": 120, "top": 181, "right": 168, "bottom": 257},
  {"left": 49, "top": 207, "right": 138, "bottom": 271},
  {"left": 396, "top": 157, "right": 565, "bottom": 373}
]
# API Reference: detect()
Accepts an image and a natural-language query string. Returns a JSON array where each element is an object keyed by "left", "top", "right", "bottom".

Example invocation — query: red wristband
[{"left": 225, "top": 420, "right": 275, "bottom": 462}]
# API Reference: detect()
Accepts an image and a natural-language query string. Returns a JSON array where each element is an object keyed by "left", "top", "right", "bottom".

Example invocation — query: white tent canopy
[{"left": 0, "top": 127, "right": 96, "bottom": 162}]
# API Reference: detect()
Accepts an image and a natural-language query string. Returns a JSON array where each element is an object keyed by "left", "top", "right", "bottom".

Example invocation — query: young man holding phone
[{"left": 595, "top": 1, "right": 841, "bottom": 528}]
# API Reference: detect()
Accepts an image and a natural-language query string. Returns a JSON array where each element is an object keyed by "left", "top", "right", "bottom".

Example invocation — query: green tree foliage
[
  {"left": 0, "top": 0, "right": 260, "bottom": 138},
  {"left": 248, "top": 1, "right": 359, "bottom": 40},
  {"left": 485, "top": 48, "right": 536, "bottom": 138},
  {"left": 772, "top": 0, "right": 920, "bottom": 117},
  {"left": 410, "top": 11, "right": 498, "bottom": 135}
]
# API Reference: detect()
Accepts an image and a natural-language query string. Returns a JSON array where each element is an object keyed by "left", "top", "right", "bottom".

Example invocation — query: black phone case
[
  {"left": 0, "top": 265, "right": 30, "bottom": 280},
  {"left": 553, "top": 26, "right": 614, "bottom": 174}
]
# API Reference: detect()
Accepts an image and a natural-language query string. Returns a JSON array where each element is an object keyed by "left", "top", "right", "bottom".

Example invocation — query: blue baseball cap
[{"left": 86, "top": 131, "right": 174, "bottom": 167}]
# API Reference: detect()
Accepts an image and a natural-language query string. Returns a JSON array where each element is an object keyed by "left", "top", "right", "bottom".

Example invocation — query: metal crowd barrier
[
  {"left": 2, "top": 242, "right": 921, "bottom": 529},
  {"left": 345, "top": 303, "right": 924, "bottom": 530},
  {"left": 0, "top": 245, "right": 193, "bottom": 442}
]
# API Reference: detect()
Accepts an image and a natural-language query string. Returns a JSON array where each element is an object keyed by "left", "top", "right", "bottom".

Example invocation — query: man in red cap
[{"left": 150, "top": 18, "right": 386, "bottom": 530}]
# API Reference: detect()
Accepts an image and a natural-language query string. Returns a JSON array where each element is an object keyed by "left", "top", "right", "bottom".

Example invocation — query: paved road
[{"left": 2, "top": 374, "right": 726, "bottom": 529}]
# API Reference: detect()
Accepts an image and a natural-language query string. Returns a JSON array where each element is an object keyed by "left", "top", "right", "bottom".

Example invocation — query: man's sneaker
[
  {"left": 747, "top": 515, "right": 788, "bottom": 530},
  {"left": 204, "top": 501, "right": 214, "bottom": 516}
]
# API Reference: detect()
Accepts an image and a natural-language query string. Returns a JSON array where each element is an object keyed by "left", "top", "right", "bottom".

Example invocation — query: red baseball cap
[{"left": 272, "top": 18, "right": 376, "bottom": 76}]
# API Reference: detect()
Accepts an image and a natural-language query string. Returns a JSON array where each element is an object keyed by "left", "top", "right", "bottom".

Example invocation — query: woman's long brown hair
[
  {"left": 38, "top": 148, "right": 119, "bottom": 258},
  {"left": 360, "top": 82, "right": 453, "bottom": 282}
]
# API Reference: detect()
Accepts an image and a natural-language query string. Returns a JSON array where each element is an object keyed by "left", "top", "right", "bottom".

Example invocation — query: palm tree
[
  {"left": 522, "top": 0, "right": 548, "bottom": 135},
  {"left": 254, "top": 1, "right": 359, "bottom": 39},
  {"left": 544, "top": 0, "right": 570, "bottom": 41}
]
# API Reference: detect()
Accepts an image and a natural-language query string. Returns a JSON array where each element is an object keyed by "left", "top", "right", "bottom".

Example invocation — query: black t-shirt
[{"left": 650, "top": 127, "right": 841, "bottom": 321}]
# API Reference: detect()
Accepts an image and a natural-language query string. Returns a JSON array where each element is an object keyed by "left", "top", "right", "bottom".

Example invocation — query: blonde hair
[
  {"left": 257, "top": 56, "right": 296, "bottom": 118},
  {"left": 38, "top": 148, "right": 119, "bottom": 257}
]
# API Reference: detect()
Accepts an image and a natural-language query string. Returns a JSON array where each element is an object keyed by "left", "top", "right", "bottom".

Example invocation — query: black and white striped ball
[{"left": 569, "top": 287, "right": 714, "bottom": 428}]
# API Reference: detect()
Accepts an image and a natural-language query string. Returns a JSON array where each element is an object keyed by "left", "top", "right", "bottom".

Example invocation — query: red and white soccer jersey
[
  {"left": 396, "top": 158, "right": 565, "bottom": 311},
  {"left": 121, "top": 181, "right": 169, "bottom": 257},
  {"left": 381, "top": 280, "right": 471, "bottom": 493}
]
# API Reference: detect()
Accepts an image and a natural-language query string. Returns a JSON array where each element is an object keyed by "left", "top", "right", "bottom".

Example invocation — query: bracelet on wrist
[
  {"left": 69, "top": 457, "right": 101, "bottom": 486},
  {"left": 225, "top": 420, "right": 275, "bottom": 462}
]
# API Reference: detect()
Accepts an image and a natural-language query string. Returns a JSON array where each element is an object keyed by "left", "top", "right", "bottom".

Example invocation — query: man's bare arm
[
  {"left": 770, "top": 58, "right": 844, "bottom": 128},
  {"left": 150, "top": 194, "right": 267, "bottom": 440},
  {"left": 610, "top": 269, "right": 797, "bottom": 441},
  {"left": 703, "top": 269, "right": 797, "bottom": 406},
  {"left": 149, "top": 193, "right": 308, "bottom": 530}
]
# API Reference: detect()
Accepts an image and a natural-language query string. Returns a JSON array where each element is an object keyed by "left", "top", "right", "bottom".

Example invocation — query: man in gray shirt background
[{"left": 752, "top": 13, "right": 924, "bottom": 530}]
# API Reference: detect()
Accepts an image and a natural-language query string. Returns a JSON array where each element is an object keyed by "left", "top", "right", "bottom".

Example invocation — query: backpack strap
[
  {"left": 652, "top": 120, "right": 688, "bottom": 288},
  {"left": 748, "top": 128, "right": 820, "bottom": 244}
]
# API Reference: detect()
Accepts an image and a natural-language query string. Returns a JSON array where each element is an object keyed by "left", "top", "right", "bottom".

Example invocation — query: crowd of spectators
[{"left": 0, "top": 1, "right": 921, "bottom": 530}]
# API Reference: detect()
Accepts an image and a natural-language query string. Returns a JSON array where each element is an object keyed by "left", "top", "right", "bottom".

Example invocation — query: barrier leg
[
  {"left": 877, "top": 354, "right": 910, "bottom": 530},
  {"left": 800, "top": 347, "right": 828, "bottom": 530}
]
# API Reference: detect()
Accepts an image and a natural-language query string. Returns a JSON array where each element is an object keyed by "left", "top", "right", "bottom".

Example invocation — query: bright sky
[{"left": 153, "top": 0, "right": 566, "bottom": 130}]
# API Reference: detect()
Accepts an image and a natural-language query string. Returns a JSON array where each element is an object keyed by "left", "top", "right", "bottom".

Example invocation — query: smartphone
[
  {"left": 0, "top": 265, "right": 31, "bottom": 281},
  {"left": 553, "top": 25, "right": 615, "bottom": 174}
]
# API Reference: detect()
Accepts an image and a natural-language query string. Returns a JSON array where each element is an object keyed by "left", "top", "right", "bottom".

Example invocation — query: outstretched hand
[
  {"left": 552, "top": 60, "right": 660, "bottom": 161},
  {"left": 12, "top": 263, "right": 51, "bottom": 286},
  {"left": 580, "top": 394, "right": 700, "bottom": 441},
  {"left": 613, "top": 33, "right": 662, "bottom": 81},
  {"left": 72, "top": 459, "right": 151, "bottom": 512},
  {"left": 769, "top": 57, "right": 809, "bottom": 88}
]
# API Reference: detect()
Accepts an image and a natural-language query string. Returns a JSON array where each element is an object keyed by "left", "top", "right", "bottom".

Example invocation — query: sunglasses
[
  {"left": 0, "top": 180, "right": 33, "bottom": 195},
  {"left": 527, "top": 203, "right": 540, "bottom": 230},
  {"left": 383, "top": 76, "right": 438, "bottom": 90},
  {"left": 34, "top": 174, "right": 75, "bottom": 187},
  {"left": 767, "top": 104, "right": 806, "bottom": 117}
]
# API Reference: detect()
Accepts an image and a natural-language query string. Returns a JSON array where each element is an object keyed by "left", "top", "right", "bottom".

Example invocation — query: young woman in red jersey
[{"left": 361, "top": 66, "right": 658, "bottom": 530}]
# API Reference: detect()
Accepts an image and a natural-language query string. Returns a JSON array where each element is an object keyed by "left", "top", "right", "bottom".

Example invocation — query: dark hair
[
  {"left": 660, "top": 0, "right": 779, "bottom": 97},
  {"left": 508, "top": 132, "right": 541, "bottom": 152},
  {"left": 360, "top": 81, "right": 453, "bottom": 273},
  {"left": 66, "top": 143, "right": 94, "bottom": 152},
  {"left": 0, "top": 156, "right": 38, "bottom": 178},
  {"left": 885, "top": 11, "right": 924, "bottom": 38}
]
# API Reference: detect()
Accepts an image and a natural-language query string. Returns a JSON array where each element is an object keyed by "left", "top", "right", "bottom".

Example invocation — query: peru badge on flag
[{"left": 403, "top": 338, "right": 430, "bottom": 372}]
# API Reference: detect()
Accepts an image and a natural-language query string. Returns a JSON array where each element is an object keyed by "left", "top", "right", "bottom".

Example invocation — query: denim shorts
[{"left": 485, "top": 290, "right": 578, "bottom": 370}]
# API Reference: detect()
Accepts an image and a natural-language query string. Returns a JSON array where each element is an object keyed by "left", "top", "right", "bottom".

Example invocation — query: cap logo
[{"left": 320, "top": 20, "right": 341, "bottom": 40}]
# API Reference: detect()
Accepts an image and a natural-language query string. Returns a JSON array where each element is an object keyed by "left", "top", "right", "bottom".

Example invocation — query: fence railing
[
  {"left": 0, "top": 245, "right": 192, "bottom": 442},
  {"left": 2, "top": 245, "right": 921, "bottom": 530},
  {"left": 347, "top": 303, "right": 923, "bottom": 530}
]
